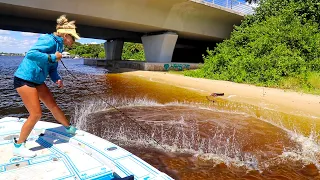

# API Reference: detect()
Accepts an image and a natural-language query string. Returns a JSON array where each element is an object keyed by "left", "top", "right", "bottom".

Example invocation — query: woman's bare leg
[
  {"left": 36, "top": 84, "right": 70, "bottom": 127},
  {"left": 16, "top": 85, "right": 42, "bottom": 144}
]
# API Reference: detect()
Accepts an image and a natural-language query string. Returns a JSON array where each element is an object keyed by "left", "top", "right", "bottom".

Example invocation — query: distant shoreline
[{"left": 0, "top": 54, "right": 24, "bottom": 57}]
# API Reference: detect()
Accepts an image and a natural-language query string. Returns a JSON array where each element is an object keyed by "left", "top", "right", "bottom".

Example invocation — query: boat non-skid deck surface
[{"left": 0, "top": 117, "right": 173, "bottom": 180}]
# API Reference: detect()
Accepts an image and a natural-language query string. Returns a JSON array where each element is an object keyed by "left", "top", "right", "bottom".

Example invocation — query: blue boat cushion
[{"left": 111, "top": 175, "right": 134, "bottom": 180}]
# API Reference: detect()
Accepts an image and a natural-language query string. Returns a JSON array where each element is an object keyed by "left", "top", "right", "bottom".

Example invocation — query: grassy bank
[{"left": 184, "top": 69, "right": 320, "bottom": 95}]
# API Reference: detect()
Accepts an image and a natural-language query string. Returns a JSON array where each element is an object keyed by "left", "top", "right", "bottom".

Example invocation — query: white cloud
[
  {"left": 0, "top": 36, "right": 16, "bottom": 46},
  {"left": 0, "top": 35, "right": 37, "bottom": 51},
  {"left": 0, "top": 30, "right": 10, "bottom": 35},
  {"left": 89, "top": 42, "right": 98, "bottom": 44},
  {"left": 19, "top": 39, "right": 37, "bottom": 47},
  {"left": 21, "top": 32, "right": 39, "bottom": 37}
]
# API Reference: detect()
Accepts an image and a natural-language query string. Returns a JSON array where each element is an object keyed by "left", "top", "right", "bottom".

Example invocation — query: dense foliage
[
  {"left": 122, "top": 42, "right": 145, "bottom": 61},
  {"left": 65, "top": 42, "right": 145, "bottom": 61},
  {"left": 186, "top": 0, "right": 320, "bottom": 93}
]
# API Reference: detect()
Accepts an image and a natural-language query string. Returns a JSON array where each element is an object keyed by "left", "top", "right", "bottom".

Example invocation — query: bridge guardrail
[{"left": 194, "top": 0, "right": 255, "bottom": 15}]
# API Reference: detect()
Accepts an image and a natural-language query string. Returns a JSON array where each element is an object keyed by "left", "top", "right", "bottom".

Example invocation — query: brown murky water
[
  {"left": 75, "top": 73, "right": 320, "bottom": 180},
  {"left": 1, "top": 57, "right": 320, "bottom": 179}
]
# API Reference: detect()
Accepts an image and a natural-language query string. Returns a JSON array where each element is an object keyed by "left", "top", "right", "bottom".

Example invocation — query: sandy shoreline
[{"left": 119, "top": 70, "right": 320, "bottom": 118}]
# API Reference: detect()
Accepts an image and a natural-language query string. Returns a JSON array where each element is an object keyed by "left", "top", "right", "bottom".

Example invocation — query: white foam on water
[
  {"left": 256, "top": 116, "right": 320, "bottom": 170},
  {"left": 73, "top": 97, "right": 160, "bottom": 130},
  {"left": 280, "top": 129, "right": 320, "bottom": 168},
  {"left": 73, "top": 98, "right": 260, "bottom": 170}
]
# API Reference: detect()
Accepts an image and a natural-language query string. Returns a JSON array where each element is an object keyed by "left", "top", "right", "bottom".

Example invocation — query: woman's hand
[
  {"left": 55, "top": 52, "right": 62, "bottom": 61},
  {"left": 56, "top": 80, "right": 64, "bottom": 88}
]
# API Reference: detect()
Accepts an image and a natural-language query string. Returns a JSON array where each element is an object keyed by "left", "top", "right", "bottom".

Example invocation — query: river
[{"left": 0, "top": 56, "right": 319, "bottom": 179}]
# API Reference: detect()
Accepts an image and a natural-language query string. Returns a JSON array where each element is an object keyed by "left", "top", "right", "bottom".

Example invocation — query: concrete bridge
[{"left": 0, "top": 0, "right": 253, "bottom": 63}]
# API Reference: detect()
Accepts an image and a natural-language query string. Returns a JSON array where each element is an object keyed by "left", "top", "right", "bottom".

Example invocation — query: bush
[
  {"left": 307, "top": 72, "right": 320, "bottom": 89},
  {"left": 98, "top": 51, "right": 106, "bottom": 59},
  {"left": 186, "top": 0, "right": 320, "bottom": 92},
  {"left": 122, "top": 42, "right": 145, "bottom": 61},
  {"left": 82, "top": 54, "right": 93, "bottom": 58}
]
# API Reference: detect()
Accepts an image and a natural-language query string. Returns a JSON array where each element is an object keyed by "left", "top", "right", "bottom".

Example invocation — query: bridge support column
[
  {"left": 141, "top": 32, "right": 178, "bottom": 63},
  {"left": 104, "top": 39, "right": 124, "bottom": 60}
]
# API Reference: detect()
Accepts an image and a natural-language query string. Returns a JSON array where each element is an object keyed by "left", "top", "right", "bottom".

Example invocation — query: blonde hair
[
  {"left": 56, "top": 15, "right": 76, "bottom": 30},
  {"left": 54, "top": 15, "right": 77, "bottom": 37}
]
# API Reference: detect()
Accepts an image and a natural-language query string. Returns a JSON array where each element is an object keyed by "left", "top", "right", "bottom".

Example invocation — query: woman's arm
[
  {"left": 25, "top": 36, "right": 57, "bottom": 63},
  {"left": 49, "top": 63, "right": 61, "bottom": 83}
]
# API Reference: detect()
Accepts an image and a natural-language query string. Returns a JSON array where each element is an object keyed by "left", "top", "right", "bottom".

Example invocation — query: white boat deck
[{"left": 0, "top": 117, "right": 173, "bottom": 180}]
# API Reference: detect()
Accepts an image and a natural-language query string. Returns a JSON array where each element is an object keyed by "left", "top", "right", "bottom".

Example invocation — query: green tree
[
  {"left": 64, "top": 42, "right": 81, "bottom": 52},
  {"left": 67, "top": 42, "right": 145, "bottom": 60},
  {"left": 122, "top": 42, "right": 145, "bottom": 61},
  {"left": 98, "top": 51, "right": 106, "bottom": 59},
  {"left": 68, "top": 43, "right": 104, "bottom": 58}
]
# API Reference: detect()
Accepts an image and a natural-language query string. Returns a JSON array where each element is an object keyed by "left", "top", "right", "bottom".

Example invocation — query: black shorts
[{"left": 13, "top": 76, "right": 42, "bottom": 89}]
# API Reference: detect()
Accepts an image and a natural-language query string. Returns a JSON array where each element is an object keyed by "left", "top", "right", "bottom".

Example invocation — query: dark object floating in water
[
  {"left": 211, "top": 93, "right": 224, "bottom": 97},
  {"left": 206, "top": 92, "right": 225, "bottom": 103}
]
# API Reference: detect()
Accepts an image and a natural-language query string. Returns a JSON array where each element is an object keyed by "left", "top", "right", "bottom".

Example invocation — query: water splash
[
  {"left": 72, "top": 97, "right": 320, "bottom": 173},
  {"left": 73, "top": 98, "right": 260, "bottom": 170},
  {"left": 73, "top": 97, "right": 160, "bottom": 130},
  {"left": 256, "top": 115, "right": 320, "bottom": 170},
  {"left": 280, "top": 129, "right": 320, "bottom": 169}
]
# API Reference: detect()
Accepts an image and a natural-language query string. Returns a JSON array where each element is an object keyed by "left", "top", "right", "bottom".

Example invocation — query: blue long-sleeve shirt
[{"left": 14, "top": 33, "right": 63, "bottom": 84}]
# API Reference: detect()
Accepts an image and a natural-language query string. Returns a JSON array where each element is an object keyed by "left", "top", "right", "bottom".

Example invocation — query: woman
[{"left": 13, "top": 15, "right": 81, "bottom": 158}]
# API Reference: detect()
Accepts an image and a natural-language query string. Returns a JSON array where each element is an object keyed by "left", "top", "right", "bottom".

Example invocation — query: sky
[{"left": 0, "top": 29, "right": 105, "bottom": 53}]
